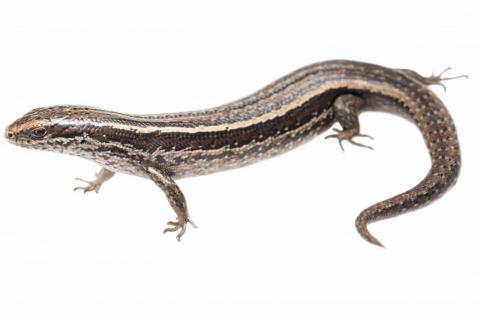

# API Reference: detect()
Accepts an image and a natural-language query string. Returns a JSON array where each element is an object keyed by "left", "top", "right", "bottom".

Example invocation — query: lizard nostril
[{"left": 6, "top": 131, "right": 14, "bottom": 139}]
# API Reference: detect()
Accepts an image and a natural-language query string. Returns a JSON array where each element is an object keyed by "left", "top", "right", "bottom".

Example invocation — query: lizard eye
[{"left": 31, "top": 127, "right": 47, "bottom": 139}]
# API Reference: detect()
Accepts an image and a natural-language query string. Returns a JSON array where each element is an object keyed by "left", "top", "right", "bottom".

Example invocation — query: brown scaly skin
[{"left": 4, "top": 60, "right": 462, "bottom": 246}]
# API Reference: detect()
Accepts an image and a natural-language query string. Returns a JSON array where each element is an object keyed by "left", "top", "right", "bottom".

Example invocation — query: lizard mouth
[{"left": 4, "top": 125, "right": 33, "bottom": 148}]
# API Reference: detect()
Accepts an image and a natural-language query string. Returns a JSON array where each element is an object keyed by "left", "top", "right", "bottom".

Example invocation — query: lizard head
[
  {"left": 5, "top": 105, "right": 151, "bottom": 166},
  {"left": 5, "top": 105, "right": 104, "bottom": 154},
  {"left": 6, "top": 107, "right": 59, "bottom": 150}
]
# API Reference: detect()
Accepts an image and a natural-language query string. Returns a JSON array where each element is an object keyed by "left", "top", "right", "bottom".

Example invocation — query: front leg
[{"left": 145, "top": 167, "right": 197, "bottom": 241}]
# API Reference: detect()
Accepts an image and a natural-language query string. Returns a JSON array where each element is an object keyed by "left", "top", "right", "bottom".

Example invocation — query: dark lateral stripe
[{"left": 147, "top": 88, "right": 344, "bottom": 152}]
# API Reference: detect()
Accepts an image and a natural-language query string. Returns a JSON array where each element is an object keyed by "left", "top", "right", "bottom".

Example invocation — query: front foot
[
  {"left": 73, "top": 168, "right": 115, "bottom": 194},
  {"left": 325, "top": 128, "right": 374, "bottom": 151},
  {"left": 74, "top": 177, "right": 102, "bottom": 194},
  {"left": 164, "top": 218, "right": 198, "bottom": 241}
]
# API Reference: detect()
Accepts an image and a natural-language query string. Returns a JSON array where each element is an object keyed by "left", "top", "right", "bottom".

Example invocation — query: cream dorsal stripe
[{"left": 53, "top": 80, "right": 406, "bottom": 134}]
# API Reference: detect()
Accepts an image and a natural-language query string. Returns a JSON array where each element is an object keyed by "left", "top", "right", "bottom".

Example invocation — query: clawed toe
[
  {"left": 163, "top": 218, "right": 197, "bottom": 241},
  {"left": 325, "top": 128, "right": 374, "bottom": 151},
  {"left": 73, "top": 169, "right": 114, "bottom": 194},
  {"left": 163, "top": 220, "right": 186, "bottom": 241},
  {"left": 357, "top": 133, "right": 374, "bottom": 140},
  {"left": 347, "top": 139, "right": 374, "bottom": 150},
  {"left": 74, "top": 178, "right": 101, "bottom": 194}
]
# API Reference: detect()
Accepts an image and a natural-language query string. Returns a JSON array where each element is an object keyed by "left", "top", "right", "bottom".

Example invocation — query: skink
[{"left": 5, "top": 60, "right": 463, "bottom": 247}]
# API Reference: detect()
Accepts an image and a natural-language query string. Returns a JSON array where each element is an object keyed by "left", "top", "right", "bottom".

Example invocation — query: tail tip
[
  {"left": 367, "top": 236, "right": 385, "bottom": 249},
  {"left": 356, "top": 216, "right": 386, "bottom": 248}
]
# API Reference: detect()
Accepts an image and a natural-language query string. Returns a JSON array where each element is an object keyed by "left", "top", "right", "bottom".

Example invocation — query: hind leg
[{"left": 325, "top": 94, "right": 373, "bottom": 151}]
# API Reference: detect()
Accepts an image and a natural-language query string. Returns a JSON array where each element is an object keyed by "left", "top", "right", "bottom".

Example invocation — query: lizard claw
[
  {"left": 74, "top": 178, "right": 101, "bottom": 194},
  {"left": 424, "top": 67, "right": 468, "bottom": 92},
  {"left": 325, "top": 128, "right": 374, "bottom": 151},
  {"left": 163, "top": 218, "right": 197, "bottom": 241},
  {"left": 73, "top": 169, "right": 114, "bottom": 194}
]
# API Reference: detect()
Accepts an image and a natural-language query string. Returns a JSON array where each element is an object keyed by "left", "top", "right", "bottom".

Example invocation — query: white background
[{"left": 1, "top": 0, "right": 479, "bottom": 319}]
